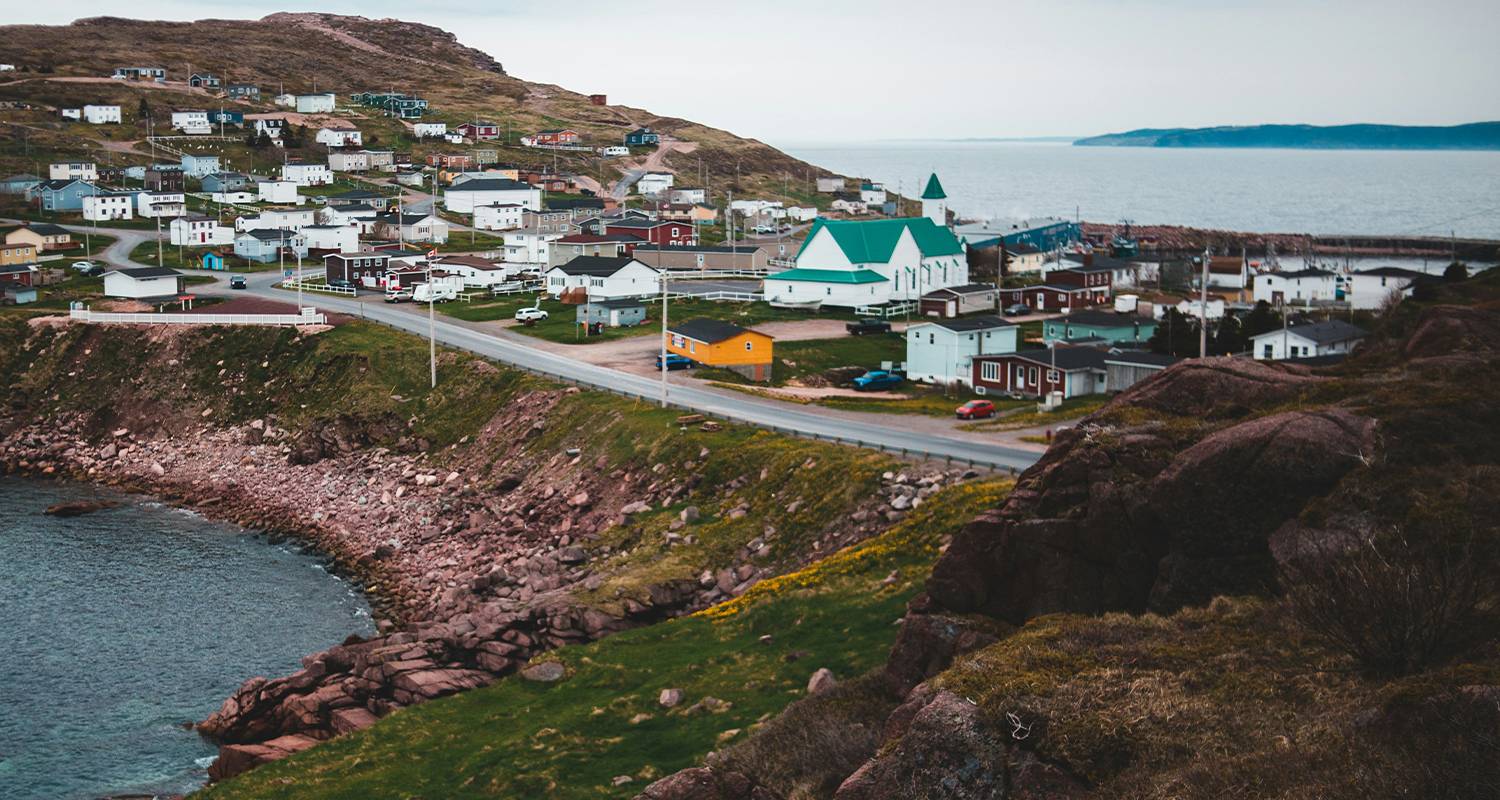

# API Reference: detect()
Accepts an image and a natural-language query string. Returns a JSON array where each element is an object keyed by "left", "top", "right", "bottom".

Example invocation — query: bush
[{"left": 1279, "top": 524, "right": 1489, "bottom": 677}]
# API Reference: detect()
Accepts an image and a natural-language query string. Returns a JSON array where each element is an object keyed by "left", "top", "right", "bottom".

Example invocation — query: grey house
[
  {"left": 1, "top": 174, "right": 40, "bottom": 195},
  {"left": 29, "top": 179, "right": 100, "bottom": 212},
  {"left": 575, "top": 298, "right": 647, "bottom": 329},
  {"left": 233, "top": 229, "right": 308, "bottom": 263},
  {"left": 202, "top": 172, "right": 251, "bottom": 193}
]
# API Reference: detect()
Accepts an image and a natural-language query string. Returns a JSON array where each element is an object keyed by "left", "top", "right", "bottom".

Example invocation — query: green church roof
[
  {"left": 767, "top": 268, "right": 887, "bottom": 284},
  {"left": 920, "top": 173, "right": 947, "bottom": 200},
  {"left": 794, "top": 217, "right": 963, "bottom": 265}
]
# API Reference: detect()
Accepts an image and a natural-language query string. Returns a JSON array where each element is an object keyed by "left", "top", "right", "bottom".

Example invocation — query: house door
[
  {"left": 1272, "top": 291, "right": 1284, "bottom": 305},
  {"left": 947, "top": 300, "right": 956, "bottom": 317}
]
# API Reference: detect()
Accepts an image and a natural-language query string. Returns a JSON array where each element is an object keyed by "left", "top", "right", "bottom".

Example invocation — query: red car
[{"left": 955, "top": 399, "right": 997, "bottom": 420}]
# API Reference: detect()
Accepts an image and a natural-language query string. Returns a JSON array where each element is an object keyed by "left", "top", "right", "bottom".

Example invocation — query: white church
[{"left": 763, "top": 173, "right": 968, "bottom": 308}]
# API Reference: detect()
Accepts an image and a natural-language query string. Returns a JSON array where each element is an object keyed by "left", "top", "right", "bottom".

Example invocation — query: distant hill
[{"left": 1074, "top": 122, "right": 1500, "bottom": 150}]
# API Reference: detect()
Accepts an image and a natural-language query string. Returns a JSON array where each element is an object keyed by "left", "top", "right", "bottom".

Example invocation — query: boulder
[
  {"left": 44, "top": 499, "right": 117, "bottom": 517},
  {"left": 807, "top": 668, "right": 837, "bottom": 695},
  {"left": 658, "top": 687, "right": 684, "bottom": 708},
  {"left": 208, "top": 734, "right": 319, "bottom": 782},
  {"left": 520, "top": 661, "right": 567, "bottom": 683}
]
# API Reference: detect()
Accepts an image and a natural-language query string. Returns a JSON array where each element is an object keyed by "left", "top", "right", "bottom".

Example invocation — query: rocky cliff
[{"left": 637, "top": 273, "right": 1500, "bottom": 799}]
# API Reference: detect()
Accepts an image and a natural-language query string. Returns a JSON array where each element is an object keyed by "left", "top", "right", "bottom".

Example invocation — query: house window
[
  {"left": 981, "top": 361, "right": 1000, "bottom": 382},
  {"left": 928, "top": 333, "right": 935, "bottom": 344},
  {"left": 744, "top": 340, "right": 753, "bottom": 351},
  {"left": 1046, "top": 369, "right": 1060, "bottom": 383},
  {"left": 1028, "top": 367, "right": 1039, "bottom": 385}
]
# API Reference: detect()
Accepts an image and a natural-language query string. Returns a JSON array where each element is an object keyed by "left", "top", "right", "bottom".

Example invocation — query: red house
[
  {"left": 603, "top": 218, "right": 696, "bottom": 247},
  {"left": 998, "top": 283, "right": 1098, "bottom": 313},
  {"left": 1041, "top": 264, "right": 1112, "bottom": 304},
  {"left": 0, "top": 263, "right": 37, "bottom": 288},
  {"left": 972, "top": 347, "right": 1107, "bottom": 399},
  {"left": 533, "top": 129, "right": 580, "bottom": 145},
  {"left": 456, "top": 121, "right": 500, "bottom": 140}
]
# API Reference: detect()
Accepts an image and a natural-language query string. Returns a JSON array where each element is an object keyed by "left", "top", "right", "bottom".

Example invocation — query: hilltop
[
  {"left": 0, "top": 14, "right": 830, "bottom": 201},
  {"left": 1074, "top": 121, "right": 1500, "bottom": 150}
]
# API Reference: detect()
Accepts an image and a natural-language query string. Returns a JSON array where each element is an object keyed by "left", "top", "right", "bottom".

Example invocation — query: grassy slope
[{"left": 199, "top": 479, "right": 1012, "bottom": 799}]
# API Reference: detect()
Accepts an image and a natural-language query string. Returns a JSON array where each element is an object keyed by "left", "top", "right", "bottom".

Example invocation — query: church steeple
[{"left": 920, "top": 172, "right": 948, "bottom": 227}]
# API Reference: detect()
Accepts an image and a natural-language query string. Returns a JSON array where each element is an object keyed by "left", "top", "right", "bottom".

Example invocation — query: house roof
[
  {"left": 0, "top": 263, "right": 38, "bottom": 274},
  {"left": 920, "top": 173, "right": 947, "bottom": 200},
  {"left": 1051, "top": 310, "right": 1150, "bottom": 328},
  {"left": 669, "top": 318, "right": 768, "bottom": 344},
  {"left": 3, "top": 173, "right": 39, "bottom": 183},
  {"left": 107, "top": 267, "right": 180, "bottom": 279},
  {"left": 20, "top": 223, "right": 70, "bottom": 236},
  {"left": 768, "top": 267, "right": 886, "bottom": 284},
  {"left": 449, "top": 177, "right": 534, "bottom": 192},
  {"left": 1008, "top": 283, "right": 1092, "bottom": 293},
  {"left": 994, "top": 346, "right": 1109, "bottom": 371},
  {"left": 325, "top": 250, "right": 391, "bottom": 260},
  {"left": 432, "top": 256, "right": 503, "bottom": 270},
  {"left": 606, "top": 218, "right": 682, "bottom": 230},
  {"left": 796, "top": 217, "right": 964, "bottom": 264},
  {"left": 925, "top": 315, "right": 1016, "bottom": 333},
  {"left": 552, "top": 255, "right": 652, "bottom": 277},
  {"left": 1258, "top": 319, "right": 1368, "bottom": 345},
  {"left": 1207, "top": 256, "right": 1245, "bottom": 274},
  {"left": 1103, "top": 351, "right": 1180, "bottom": 368},
  {"left": 922, "top": 283, "right": 995, "bottom": 298},
  {"left": 556, "top": 233, "right": 642, "bottom": 244},
  {"left": 241, "top": 228, "right": 302, "bottom": 241},
  {"left": 588, "top": 298, "right": 645, "bottom": 309}
]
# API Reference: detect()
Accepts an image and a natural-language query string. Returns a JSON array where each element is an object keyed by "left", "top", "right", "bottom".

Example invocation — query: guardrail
[
  {"left": 70, "top": 308, "right": 327, "bottom": 326},
  {"left": 282, "top": 279, "right": 356, "bottom": 296}
]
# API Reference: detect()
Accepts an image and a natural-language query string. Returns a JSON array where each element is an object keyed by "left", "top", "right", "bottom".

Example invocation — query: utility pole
[
  {"left": 155, "top": 212, "right": 163, "bottom": 267},
  {"left": 659, "top": 243, "right": 669, "bottom": 408},
  {"left": 1198, "top": 246, "right": 1210, "bottom": 359}
]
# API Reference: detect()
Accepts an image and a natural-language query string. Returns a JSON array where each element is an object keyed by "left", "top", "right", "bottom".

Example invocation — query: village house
[
  {"left": 256, "top": 179, "right": 301, "bottom": 205},
  {"left": 324, "top": 251, "right": 391, "bottom": 285},
  {"left": 631, "top": 243, "right": 772, "bottom": 273},
  {"left": 30, "top": 179, "right": 99, "bottom": 212},
  {"left": 0, "top": 241, "right": 37, "bottom": 266},
  {"left": 1103, "top": 351, "right": 1180, "bottom": 393},
  {"left": 1002, "top": 242, "right": 1050, "bottom": 273},
  {"left": 666, "top": 319, "right": 775, "bottom": 382},
  {"left": 61, "top": 107, "right": 83, "bottom": 121},
  {"left": 145, "top": 166, "right": 185, "bottom": 192},
  {"left": 300, "top": 223, "right": 360, "bottom": 254},
  {"left": 625, "top": 127, "right": 659, "bottom": 146},
  {"left": 188, "top": 73, "right": 221, "bottom": 90},
  {"left": 816, "top": 177, "right": 846, "bottom": 193},
  {"left": 919, "top": 284, "right": 999, "bottom": 319},
  {"left": 546, "top": 234, "right": 644, "bottom": 268},
  {"left": 635, "top": 172, "right": 674, "bottom": 196},
  {"left": 0, "top": 262, "right": 38, "bottom": 290},
  {"left": 239, "top": 207, "right": 317, "bottom": 232},
  {"left": 576, "top": 298, "right": 647, "bottom": 330},
  {"left": 49, "top": 162, "right": 97, "bottom": 181},
  {"left": 545, "top": 255, "right": 661, "bottom": 302},
  {"left": 5, "top": 223, "right": 72, "bottom": 252},
  {"left": 767, "top": 206, "right": 968, "bottom": 308},
  {"left": 412, "top": 122, "right": 447, "bottom": 139},
  {"left": 328, "top": 150, "right": 371, "bottom": 172},
  {"left": 277, "top": 93, "right": 336, "bottom": 114},
  {"left": 429, "top": 255, "right": 515, "bottom": 288},
  {"left": 249, "top": 116, "right": 285, "bottom": 140},
  {"left": 171, "top": 109, "right": 211, "bottom": 135},
  {"left": 1058, "top": 253, "right": 1160, "bottom": 289},
  {"left": 667, "top": 187, "right": 707, "bottom": 205},
  {"left": 444, "top": 177, "right": 541, "bottom": 213},
  {"left": 502, "top": 228, "right": 563, "bottom": 269},
  {"left": 830, "top": 194, "right": 868, "bottom": 215},
  {"left": 859, "top": 182, "right": 887, "bottom": 206},
  {"left": 972, "top": 346, "right": 1109, "bottom": 399},
  {"left": 179, "top": 154, "right": 220, "bottom": 178},
  {"left": 427, "top": 153, "right": 473, "bottom": 169},
  {"left": 201, "top": 172, "right": 250, "bottom": 193},
  {"left": 281, "top": 162, "right": 333, "bottom": 187},
  {"left": 112, "top": 66, "right": 166, "bottom": 82},
  {"left": 226, "top": 83, "right": 260, "bottom": 100},
  {"left": 135, "top": 191, "right": 186, "bottom": 218},
  {"left": 532, "top": 129, "right": 580, "bottom": 146},
  {"left": 373, "top": 211, "right": 449, "bottom": 244},
  {"left": 395, "top": 168, "right": 426, "bottom": 188},
  {"left": 234, "top": 229, "right": 309, "bottom": 263},
  {"left": 1041, "top": 263, "right": 1114, "bottom": 304},
  {"left": 1345, "top": 266, "right": 1430, "bottom": 310},
  {"left": 601, "top": 145, "right": 629, "bottom": 157},
  {"left": 457, "top": 122, "right": 501, "bottom": 141},
  {"left": 169, "top": 215, "right": 234, "bottom": 246},
  {"left": 1163, "top": 296, "right": 1228, "bottom": 322},
  {"left": 1205, "top": 254, "right": 1252, "bottom": 290},
  {"left": 326, "top": 188, "right": 392, "bottom": 210},
  {"left": 1042, "top": 309, "right": 1155, "bottom": 346},
  {"left": 998, "top": 283, "right": 1098, "bottom": 313},
  {"left": 82, "top": 104, "right": 121, "bottom": 124},
  {"left": 603, "top": 218, "right": 696, "bottom": 248},
  {"left": 316, "top": 123, "right": 363, "bottom": 148},
  {"left": 1254, "top": 268, "right": 1339, "bottom": 306},
  {"left": 82, "top": 192, "right": 134, "bottom": 221},
  {"left": 906, "top": 315, "right": 1019, "bottom": 387},
  {"left": 103, "top": 267, "right": 183, "bottom": 299},
  {"left": 1251, "top": 319, "right": 1368, "bottom": 361},
  {"left": 1, "top": 174, "right": 40, "bottom": 194},
  {"left": 522, "top": 208, "right": 580, "bottom": 235}
]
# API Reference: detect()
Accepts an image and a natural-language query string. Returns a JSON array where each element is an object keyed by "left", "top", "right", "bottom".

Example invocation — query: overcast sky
[{"left": 17, "top": 1, "right": 1500, "bottom": 144}]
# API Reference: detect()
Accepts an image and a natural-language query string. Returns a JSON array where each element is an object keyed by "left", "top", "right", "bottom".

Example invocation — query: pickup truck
[
  {"left": 851, "top": 370, "right": 903, "bottom": 391},
  {"left": 846, "top": 318, "right": 892, "bottom": 336}
]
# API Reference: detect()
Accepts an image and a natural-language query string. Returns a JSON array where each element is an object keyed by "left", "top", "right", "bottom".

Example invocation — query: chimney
[{"left": 1083, "top": 251, "right": 1093, "bottom": 267}]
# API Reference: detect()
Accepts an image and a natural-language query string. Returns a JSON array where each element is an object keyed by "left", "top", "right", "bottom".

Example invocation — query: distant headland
[{"left": 1073, "top": 122, "right": 1500, "bottom": 150}]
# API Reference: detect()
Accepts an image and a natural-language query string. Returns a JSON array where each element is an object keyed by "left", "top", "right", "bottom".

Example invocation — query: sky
[{"left": 14, "top": 1, "right": 1500, "bottom": 144}]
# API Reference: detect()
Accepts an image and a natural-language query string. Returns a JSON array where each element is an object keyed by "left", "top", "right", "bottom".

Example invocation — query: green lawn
[
  {"left": 434, "top": 229, "right": 509, "bottom": 253},
  {"left": 127, "top": 240, "right": 272, "bottom": 271},
  {"left": 199, "top": 477, "right": 1012, "bottom": 800}
]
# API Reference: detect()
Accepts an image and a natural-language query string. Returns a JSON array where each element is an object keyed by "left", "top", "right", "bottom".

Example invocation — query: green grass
[
  {"left": 127, "top": 240, "right": 271, "bottom": 271},
  {"left": 434, "top": 229, "right": 509, "bottom": 253},
  {"left": 199, "top": 478, "right": 1012, "bottom": 800},
  {"left": 819, "top": 388, "right": 1029, "bottom": 418}
]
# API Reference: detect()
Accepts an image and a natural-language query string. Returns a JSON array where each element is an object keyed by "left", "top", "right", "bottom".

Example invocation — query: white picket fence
[
  {"left": 855, "top": 301, "right": 917, "bottom": 318},
  {"left": 70, "top": 308, "right": 327, "bottom": 326},
  {"left": 282, "top": 279, "right": 356, "bottom": 296}
]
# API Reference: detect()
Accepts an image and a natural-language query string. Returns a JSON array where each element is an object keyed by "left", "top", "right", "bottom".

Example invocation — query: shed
[
  {"left": 576, "top": 298, "right": 647, "bottom": 329},
  {"left": 201, "top": 251, "right": 226, "bottom": 271},
  {"left": 919, "top": 283, "right": 998, "bottom": 318},
  {"left": 102, "top": 267, "right": 183, "bottom": 299},
  {"left": 1103, "top": 351, "right": 1179, "bottom": 392},
  {"left": 666, "top": 318, "right": 774, "bottom": 382}
]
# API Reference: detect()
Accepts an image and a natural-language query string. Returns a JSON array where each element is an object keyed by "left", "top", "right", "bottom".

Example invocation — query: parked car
[
  {"left": 846, "top": 318, "right": 892, "bottom": 336},
  {"left": 71, "top": 261, "right": 96, "bottom": 272},
  {"left": 851, "top": 370, "right": 903, "bottom": 391},
  {"left": 955, "top": 399, "right": 997, "bottom": 420},
  {"left": 655, "top": 353, "right": 695, "bottom": 371},
  {"left": 1003, "top": 303, "right": 1032, "bottom": 316},
  {"left": 384, "top": 288, "right": 412, "bottom": 303},
  {"left": 229, "top": 276, "right": 247, "bottom": 290},
  {"left": 327, "top": 278, "right": 356, "bottom": 291},
  {"left": 514, "top": 306, "right": 549, "bottom": 322}
]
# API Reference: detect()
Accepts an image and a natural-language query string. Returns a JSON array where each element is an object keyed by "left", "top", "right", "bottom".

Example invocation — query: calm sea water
[
  {"left": 0, "top": 479, "right": 374, "bottom": 800},
  {"left": 781, "top": 141, "right": 1500, "bottom": 239}
]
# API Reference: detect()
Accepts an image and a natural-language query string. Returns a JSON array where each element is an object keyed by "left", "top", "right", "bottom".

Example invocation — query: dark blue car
[
  {"left": 655, "top": 353, "right": 695, "bottom": 370},
  {"left": 852, "top": 370, "right": 903, "bottom": 391}
]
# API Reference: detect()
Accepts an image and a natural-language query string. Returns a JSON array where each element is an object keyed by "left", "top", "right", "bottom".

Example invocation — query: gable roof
[
  {"left": 107, "top": 267, "right": 180, "bottom": 279},
  {"left": 922, "top": 283, "right": 995, "bottom": 298},
  {"left": 1051, "top": 310, "right": 1150, "bottom": 329},
  {"left": 923, "top": 314, "right": 1016, "bottom": 333},
  {"left": 920, "top": 173, "right": 947, "bottom": 200},
  {"left": 18, "top": 222, "right": 70, "bottom": 236},
  {"left": 992, "top": 346, "right": 1109, "bottom": 371},
  {"left": 448, "top": 177, "right": 534, "bottom": 192},
  {"left": 1103, "top": 350, "right": 1180, "bottom": 368},
  {"left": 669, "top": 318, "right": 768, "bottom": 344},
  {"left": 768, "top": 268, "right": 886, "bottom": 284},
  {"left": 796, "top": 217, "right": 963, "bottom": 264},
  {"left": 1258, "top": 319, "right": 1368, "bottom": 345},
  {"left": 552, "top": 255, "right": 652, "bottom": 277}
]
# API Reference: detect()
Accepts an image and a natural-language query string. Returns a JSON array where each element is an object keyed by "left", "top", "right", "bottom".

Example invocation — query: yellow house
[
  {"left": 6, "top": 223, "right": 72, "bottom": 252},
  {"left": 0, "top": 241, "right": 37, "bottom": 266},
  {"left": 666, "top": 318, "right": 774, "bottom": 382}
]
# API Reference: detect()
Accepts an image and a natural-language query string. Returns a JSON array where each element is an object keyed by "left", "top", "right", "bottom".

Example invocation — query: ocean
[
  {"left": 780, "top": 141, "right": 1500, "bottom": 240},
  {"left": 0, "top": 479, "right": 375, "bottom": 800}
]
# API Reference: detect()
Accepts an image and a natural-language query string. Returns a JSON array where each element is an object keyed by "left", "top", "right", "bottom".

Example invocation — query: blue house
[
  {"left": 201, "top": 251, "right": 226, "bottom": 270},
  {"left": 233, "top": 229, "right": 308, "bottom": 263},
  {"left": 201, "top": 172, "right": 250, "bottom": 193},
  {"left": 576, "top": 298, "right": 647, "bottom": 329},
  {"left": 1, "top": 174, "right": 40, "bottom": 195},
  {"left": 30, "top": 179, "right": 100, "bottom": 212},
  {"left": 625, "top": 127, "right": 660, "bottom": 146},
  {"left": 1042, "top": 309, "right": 1156, "bottom": 345},
  {"left": 208, "top": 110, "right": 243, "bottom": 127}
]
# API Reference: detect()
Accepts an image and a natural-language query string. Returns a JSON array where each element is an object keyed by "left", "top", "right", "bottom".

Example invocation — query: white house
[
  {"left": 786, "top": 206, "right": 819, "bottom": 223},
  {"left": 1160, "top": 297, "right": 1227, "bottom": 321},
  {"left": 1346, "top": 266, "right": 1428, "bottom": 310},
  {"left": 859, "top": 182, "right": 887, "bottom": 206},
  {"left": 316, "top": 125, "right": 362, "bottom": 148},
  {"left": 544, "top": 256, "right": 662, "bottom": 301},
  {"left": 1251, "top": 319, "right": 1368, "bottom": 361},
  {"left": 82, "top": 105, "right": 121, "bottom": 124},
  {"left": 764, "top": 213, "right": 969, "bottom": 308},
  {"left": 1205, "top": 255, "right": 1252, "bottom": 290},
  {"left": 103, "top": 267, "right": 182, "bottom": 298},
  {"left": 281, "top": 163, "right": 333, "bottom": 187},
  {"left": 257, "top": 180, "right": 301, "bottom": 204},
  {"left": 300, "top": 223, "right": 360, "bottom": 253},
  {"left": 429, "top": 255, "right": 515, "bottom": 288},
  {"left": 60, "top": 108, "right": 81, "bottom": 121},
  {"left": 82, "top": 193, "right": 134, "bottom": 221},
  {"left": 668, "top": 187, "right": 707, "bottom": 205},
  {"left": 1254, "top": 268, "right": 1338, "bottom": 306},
  {"left": 830, "top": 196, "right": 867, "bottom": 215},
  {"left": 444, "top": 177, "right": 541, "bottom": 214},
  {"left": 233, "top": 229, "right": 309, "bottom": 263},
  {"left": 905, "top": 316, "right": 1019, "bottom": 387},
  {"left": 474, "top": 203, "right": 525, "bottom": 231},
  {"left": 135, "top": 191, "right": 186, "bottom": 218},
  {"left": 170, "top": 109, "right": 211, "bottom": 135},
  {"left": 502, "top": 228, "right": 563, "bottom": 269},
  {"left": 210, "top": 191, "right": 256, "bottom": 204},
  {"left": 48, "top": 162, "right": 97, "bottom": 181},
  {"left": 730, "top": 199, "right": 781, "bottom": 216},
  {"left": 169, "top": 215, "right": 234, "bottom": 246},
  {"left": 635, "top": 172, "right": 673, "bottom": 196},
  {"left": 249, "top": 117, "right": 285, "bottom": 140},
  {"left": 375, "top": 211, "right": 449, "bottom": 244},
  {"left": 600, "top": 145, "right": 629, "bottom": 157},
  {"left": 279, "top": 93, "right": 336, "bottom": 114},
  {"left": 412, "top": 122, "right": 447, "bottom": 139},
  {"left": 328, "top": 150, "right": 370, "bottom": 172},
  {"left": 179, "top": 154, "right": 220, "bottom": 178},
  {"left": 238, "top": 208, "right": 316, "bottom": 232}
]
